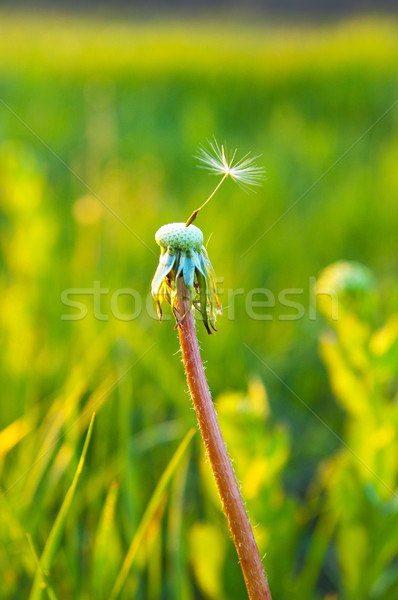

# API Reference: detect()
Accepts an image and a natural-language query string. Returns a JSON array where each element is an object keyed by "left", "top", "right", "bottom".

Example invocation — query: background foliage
[{"left": 0, "top": 11, "right": 398, "bottom": 599}]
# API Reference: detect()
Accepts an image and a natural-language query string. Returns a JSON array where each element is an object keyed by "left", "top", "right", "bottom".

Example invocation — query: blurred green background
[{"left": 1, "top": 10, "right": 398, "bottom": 599}]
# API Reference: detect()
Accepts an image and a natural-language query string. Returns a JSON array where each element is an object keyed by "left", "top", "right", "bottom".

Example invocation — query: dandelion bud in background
[{"left": 315, "top": 260, "right": 376, "bottom": 324}]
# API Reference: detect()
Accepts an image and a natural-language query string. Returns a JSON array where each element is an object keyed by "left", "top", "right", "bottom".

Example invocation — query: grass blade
[
  {"left": 29, "top": 412, "right": 96, "bottom": 600},
  {"left": 26, "top": 533, "right": 58, "bottom": 600},
  {"left": 92, "top": 480, "right": 121, "bottom": 599},
  {"left": 110, "top": 427, "right": 195, "bottom": 599}
]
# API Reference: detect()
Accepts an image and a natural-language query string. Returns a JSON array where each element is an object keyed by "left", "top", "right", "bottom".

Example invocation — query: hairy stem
[{"left": 175, "top": 277, "right": 272, "bottom": 600}]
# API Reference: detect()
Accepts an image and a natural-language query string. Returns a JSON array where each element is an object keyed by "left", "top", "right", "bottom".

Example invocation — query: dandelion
[{"left": 150, "top": 140, "right": 272, "bottom": 600}]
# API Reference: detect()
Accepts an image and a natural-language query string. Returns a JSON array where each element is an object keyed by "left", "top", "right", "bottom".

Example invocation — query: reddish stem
[{"left": 175, "top": 278, "right": 272, "bottom": 600}]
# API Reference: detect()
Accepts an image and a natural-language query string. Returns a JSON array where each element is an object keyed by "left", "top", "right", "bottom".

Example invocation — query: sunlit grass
[{"left": 0, "top": 11, "right": 398, "bottom": 600}]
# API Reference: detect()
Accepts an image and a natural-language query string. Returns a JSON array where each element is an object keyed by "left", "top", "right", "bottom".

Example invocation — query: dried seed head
[
  {"left": 155, "top": 222, "right": 204, "bottom": 253},
  {"left": 152, "top": 222, "right": 221, "bottom": 334}
]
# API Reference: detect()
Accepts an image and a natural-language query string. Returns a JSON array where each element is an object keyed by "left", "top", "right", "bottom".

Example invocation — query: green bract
[{"left": 151, "top": 222, "right": 222, "bottom": 334}]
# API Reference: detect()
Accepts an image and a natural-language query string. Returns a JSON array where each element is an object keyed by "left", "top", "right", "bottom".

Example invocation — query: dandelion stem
[
  {"left": 185, "top": 173, "right": 229, "bottom": 226},
  {"left": 175, "top": 277, "right": 272, "bottom": 600}
]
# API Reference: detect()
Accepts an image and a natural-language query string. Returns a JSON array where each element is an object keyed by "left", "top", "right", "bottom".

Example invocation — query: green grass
[
  {"left": 29, "top": 413, "right": 96, "bottom": 600},
  {"left": 1, "top": 11, "right": 398, "bottom": 599}
]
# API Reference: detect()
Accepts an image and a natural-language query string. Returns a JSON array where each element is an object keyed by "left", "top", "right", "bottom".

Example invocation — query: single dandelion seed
[
  {"left": 186, "top": 138, "right": 265, "bottom": 226},
  {"left": 151, "top": 222, "right": 222, "bottom": 335}
]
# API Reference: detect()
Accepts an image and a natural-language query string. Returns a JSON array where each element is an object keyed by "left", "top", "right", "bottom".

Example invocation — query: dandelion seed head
[
  {"left": 156, "top": 222, "right": 203, "bottom": 253},
  {"left": 152, "top": 222, "right": 222, "bottom": 334}
]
